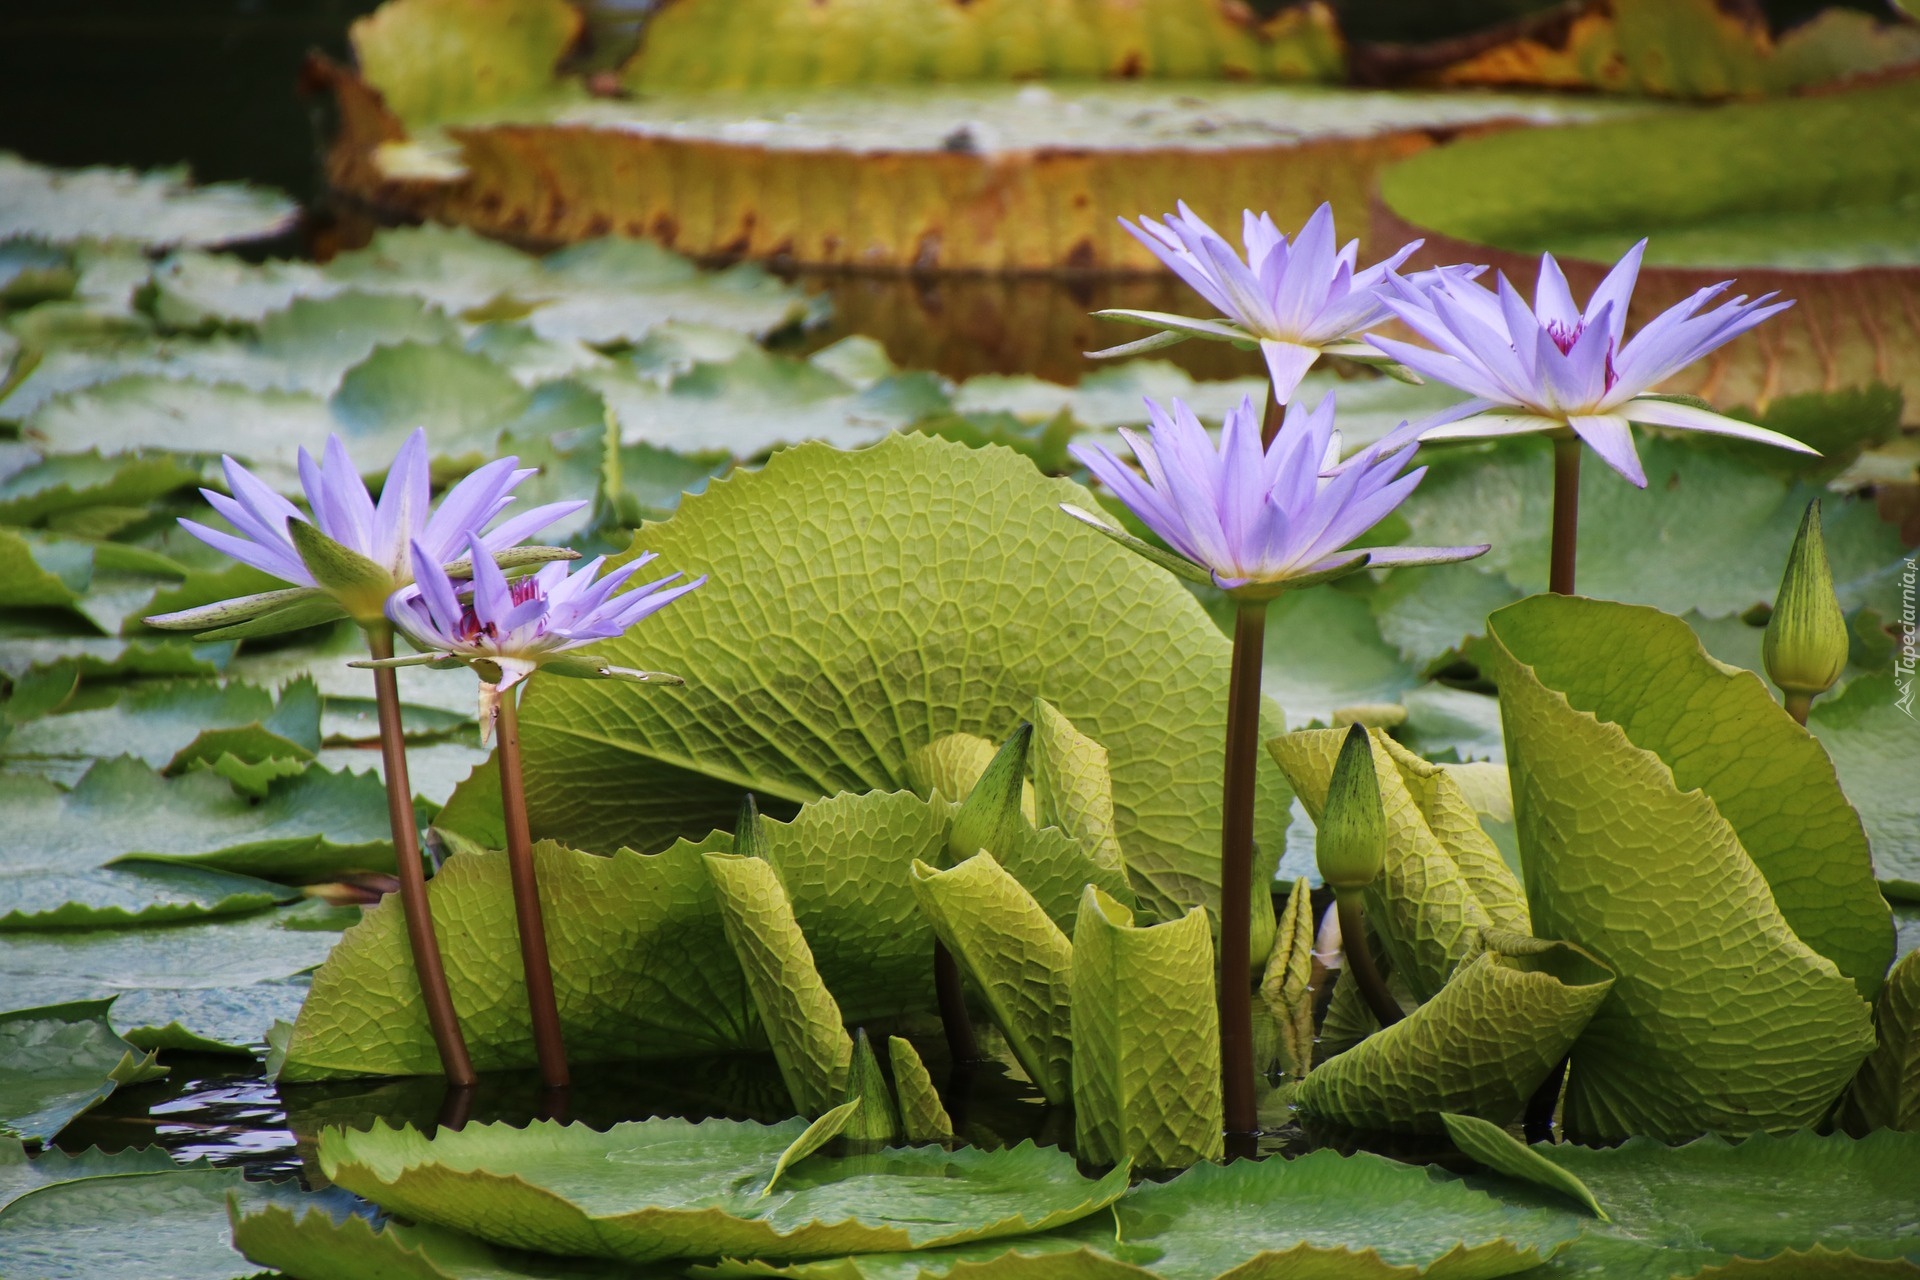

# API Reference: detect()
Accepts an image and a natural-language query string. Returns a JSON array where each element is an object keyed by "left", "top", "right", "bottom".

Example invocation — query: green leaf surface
[
  {"left": 321, "top": 1115, "right": 1130, "bottom": 1264},
  {"left": 232, "top": 1199, "right": 640, "bottom": 1280},
  {"left": 0, "top": 150, "right": 297, "bottom": 248},
  {"left": 1258, "top": 878, "right": 1316, "bottom": 1080},
  {"left": 1807, "top": 673, "right": 1920, "bottom": 894},
  {"left": 0, "top": 1139, "right": 178, "bottom": 1210},
  {"left": 705, "top": 853, "right": 853, "bottom": 1117},
  {"left": 0, "top": 1162, "right": 271, "bottom": 1280},
  {"left": 0, "top": 757, "right": 396, "bottom": 884},
  {"left": 1381, "top": 77, "right": 1920, "bottom": 270},
  {"left": 280, "top": 837, "right": 755, "bottom": 1080},
  {"left": 0, "top": 635, "right": 232, "bottom": 682},
  {"left": 1517, "top": 1131, "right": 1920, "bottom": 1278},
  {"left": 0, "top": 862, "right": 296, "bottom": 930},
  {"left": 1298, "top": 937, "right": 1613, "bottom": 1134},
  {"left": 1071, "top": 887, "right": 1221, "bottom": 1170},
  {"left": 351, "top": 0, "right": 582, "bottom": 129},
  {"left": 0, "top": 1000, "right": 161, "bottom": 1144},
  {"left": 886, "top": 1037, "right": 953, "bottom": 1146},
  {"left": 910, "top": 854, "right": 1073, "bottom": 1105},
  {"left": 0, "top": 449, "right": 204, "bottom": 526},
  {"left": 1840, "top": 951, "right": 1920, "bottom": 1134},
  {"left": 1488, "top": 596, "right": 1879, "bottom": 1140},
  {"left": 1441, "top": 1113, "right": 1608, "bottom": 1220},
  {"left": 1029, "top": 698, "right": 1124, "bottom": 879},
  {"left": 1, "top": 676, "right": 320, "bottom": 783},
  {"left": 517, "top": 434, "right": 1289, "bottom": 946}
]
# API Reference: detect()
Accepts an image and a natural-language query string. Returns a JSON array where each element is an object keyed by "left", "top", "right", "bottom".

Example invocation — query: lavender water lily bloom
[
  {"left": 149, "top": 428, "right": 584, "bottom": 636},
  {"left": 1371, "top": 242, "right": 1811, "bottom": 487},
  {"left": 1065, "top": 392, "right": 1488, "bottom": 597},
  {"left": 378, "top": 534, "right": 704, "bottom": 729},
  {"left": 1093, "top": 203, "right": 1461, "bottom": 403}
]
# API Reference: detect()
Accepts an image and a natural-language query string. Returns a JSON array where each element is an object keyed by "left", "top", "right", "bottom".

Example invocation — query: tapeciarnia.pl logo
[{"left": 1898, "top": 555, "right": 1917, "bottom": 720}]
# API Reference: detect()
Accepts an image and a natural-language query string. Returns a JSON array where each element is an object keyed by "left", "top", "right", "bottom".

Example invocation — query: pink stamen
[
  {"left": 455, "top": 576, "right": 545, "bottom": 643},
  {"left": 1546, "top": 319, "right": 1621, "bottom": 392}
]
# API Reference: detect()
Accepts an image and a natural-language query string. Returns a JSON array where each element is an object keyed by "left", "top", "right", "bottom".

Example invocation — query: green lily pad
[
  {"left": 0, "top": 151, "right": 297, "bottom": 248},
  {"left": 0, "top": 1138, "right": 177, "bottom": 1208},
  {"left": 1514, "top": 1131, "right": 1920, "bottom": 1278},
  {"left": 1381, "top": 77, "right": 1920, "bottom": 272},
  {"left": 1, "top": 676, "right": 320, "bottom": 785},
  {"left": 1808, "top": 673, "right": 1920, "bottom": 897},
  {"left": 232, "top": 1198, "right": 640, "bottom": 1280},
  {"left": 1297, "top": 936, "right": 1615, "bottom": 1134},
  {"left": 516, "top": 433, "right": 1289, "bottom": 943},
  {"left": 0, "top": 1000, "right": 163, "bottom": 1144},
  {"left": 1488, "top": 595, "right": 1880, "bottom": 1140},
  {"left": 0, "top": 635, "right": 232, "bottom": 682},
  {"left": 0, "top": 450, "right": 205, "bottom": 526},
  {"left": 0, "top": 862, "right": 297, "bottom": 930},
  {"left": 1839, "top": 951, "right": 1920, "bottom": 1134},
  {"left": 0, "top": 757, "right": 395, "bottom": 884},
  {"left": 711, "top": 1147, "right": 1582, "bottom": 1280},
  {"left": 1441, "top": 1113, "right": 1608, "bottom": 1221},
  {"left": 321, "top": 1115, "right": 1130, "bottom": 1264}
]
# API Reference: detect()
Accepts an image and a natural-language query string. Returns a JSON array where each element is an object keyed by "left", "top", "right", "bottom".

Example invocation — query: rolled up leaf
[
  {"left": 1259, "top": 877, "right": 1317, "bottom": 1080},
  {"left": 1489, "top": 595, "right": 1879, "bottom": 1141},
  {"left": 1071, "top": 886, "right": 1222, "bottom": 1169},
  {"left": 887, "top": 1037, "right": 954, "bottom": 1146},
  {"left": 1840, "top": 951, "right": 1920, "bottom": 1134},
  {"left": 1441, "top": 1112, "right": 1608, "bottom": 1220},
  {"left": 840, "top": 1029, "right": 899, "bottom": 1147},
  {"left": 904, "top": 733, "right": 1033, "bottom": 819},
  {"left": 704, "top": 853, "right": 852, "bottom": 1118},
  {"left": 909, "top": 854, "right": 1072, "bottom": 1104},
  {"left": 1271, "top": 727, "right": 1522, "bottom": 1001},
  {"left": 1030, "top": 698, "right": 1125, "bottom": 878},
  {"left": 1297, "top": 933, "right": 1614, "bottom": 1133}
]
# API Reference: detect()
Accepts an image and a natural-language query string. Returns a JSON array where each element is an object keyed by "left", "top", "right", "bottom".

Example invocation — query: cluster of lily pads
[{"left": 2, "top": 68, "right": 1919, "bottom": 1280}]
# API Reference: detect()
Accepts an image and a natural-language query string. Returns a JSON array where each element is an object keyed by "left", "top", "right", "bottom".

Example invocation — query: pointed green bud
[
  {"left": 734, "top": 793, "right": 766, "bottom": 862},
  {"left": 441, "top": 544, "right": 579, "bottom": 578},
  {"left": 887, "top": 1035, "right": 955, "bottom": 1146},
  {"left": 839, "top": 1028, "right": 900, "bottom": 1147},
  {"left": 143, "top": 585, "right": 327, "bottom": 632},
  {"left": 948, "top": 722, "right": 1032, "bottom": 864},
  {"left": 1317, "top": 724, "right": 1385, "bottom": 895},
  {"left": 286, "top": 519, "right": 392, "bottom": 624},
  {"left": 1764, "top": 500, "right": 1848, "bottom": 705}
]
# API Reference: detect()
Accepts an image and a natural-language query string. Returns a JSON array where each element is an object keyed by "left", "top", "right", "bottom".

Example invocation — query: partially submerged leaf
[
  {"left": 1488, "top": 595, "right": 1879, "bottom": 1140},
  {"left": 1071, "top": 887, "right": 1221, "bottom": 1170},
  {"left": 1441, "top": 1112, "right": 1608, "bottom": 1221},
  {"left": 1296, "top": 936, "right": 1614, "bottom": 1133},
  {"left": 0, "top": 1001, "right": 162, "bottom": 1144},
  {"left": 1840, "top": 951, "right": 1920, "bottom": 1134},
  {"left": 0, "top": 1158, "right": 275, "bottom": 1280},
  {"left": 232, "top": 1198, "right": 637, "bottom": 1280},
  {"left": 321, "top": 1116, "right": 1131, "bottom": 1263}
]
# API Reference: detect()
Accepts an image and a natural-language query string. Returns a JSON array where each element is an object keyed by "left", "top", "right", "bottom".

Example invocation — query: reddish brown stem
[
  {"left": 495, "top": 683, "right": 571, "bottom": 1090},
  {"left": 367, "top": 626, "right": 475, "bottom": 1088},
  {"left": 1334, "top": 892, "right": 1403, "bottom": 1029},
  {"left": 1219, "top": 600, "right": 1268, "bottom": 1139},
  {"left": 1550, "top": 435, "right": 1581, "bottom": 596}
]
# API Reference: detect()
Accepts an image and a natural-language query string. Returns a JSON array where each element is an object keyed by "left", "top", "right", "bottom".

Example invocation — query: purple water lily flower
[
  {"left": 1093, "top": 203, "right": 1465, "bottom": 404},
  {"left": 179, "top": 428, "right": 583, "bottom": 587},
  {"left": 1371, "top": 242, "right": 1810, "bottom": 487},
  {"left": 1066, "top": 392, "right": 1488, "bottom": 596},
  {"left": 384, "top": 534, "right": 704, "bottom": 725}
]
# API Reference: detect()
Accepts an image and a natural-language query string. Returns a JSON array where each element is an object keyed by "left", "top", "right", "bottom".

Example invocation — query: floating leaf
[
  {"left": 0, "top": 450, "right": 204, "bottom": 527},
  {"left": 233, "top": 1199, "right": 638, "bottom": 1280},
  {"left": 0, "top": 757, "right": 395, "bottom": 885},
  {"left": 1071, "top": 886, "right": 1221, "bottom": 1170},
  {"left": 321, "top": 1115, "right": 1130, "bottom": 1263},
  {"left": 0, "top": 1001, "right": 162, "bottom": 1144},
  {"left": 351, "top": 0, "right": 583, "bottom": 130},
  {"left": 705, "top": 852, "right": 853, "bottom": 1117},
  {"left": 1517, "top": 1131, "right": 1920, "bottom": 1278},
  {"left": 0, "top": 862, "right": 296, "bottom": 931},
  {"left": 0, "top": 1158, "right": 277, "bottom": 1280},
  {"left": 0, "top": 151, "right": 297, "bottom": 248},
  {"left": 1488, "top": 595, "right": 1879, "bottom": 1140},
  {"left": 1809, "top": 673, "right": 1920, "bottom": 897},
  {"left": 114, "top": 976, "right": 312, "bottom": 1054},
  {"left": 516, "top": 434, "right": 1290, "bottom": 948},
  {"left": 910, "top": 854, "right": 1073, "bottom": 1105}
]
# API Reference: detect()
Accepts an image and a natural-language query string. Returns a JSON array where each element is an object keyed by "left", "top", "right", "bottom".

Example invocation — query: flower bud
[
  {"left": 1764, "top": 500, "right": 1848, "bottom": 703},
  {"left": 948, "top": 722, "right": 1032, "bottom": 864},
  {"left": 1317, "top": 723, "right": 1385, "bottom": 895},
  {"left": 287, "top": 518, "right": 394, "bottom": 625}
]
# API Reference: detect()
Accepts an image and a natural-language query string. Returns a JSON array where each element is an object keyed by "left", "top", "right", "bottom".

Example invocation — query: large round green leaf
[
  {"left": 1487, "top": 595, "right": 1880, "bottom": 1140},
  {"left": 320, "top": 1116, "right": 1130, "bottom": 1264},
  {"left": 516, "top": 433, "right": 1289, "bottom": 936}
]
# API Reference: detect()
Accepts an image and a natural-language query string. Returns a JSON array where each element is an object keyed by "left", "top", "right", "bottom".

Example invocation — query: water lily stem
[
  {"left": 1333, "top": 890, "right": 1403, "bottom": 1029},
  {"left": 934, "top": 943, "right": 981, "bottom": 1063},
  {"left": 495, "top": 683, "right": 571, "bottom": 1090},
  {"left": 1784, "top": 691, "right": 1813, "bottom": 726},
  {"left": 1550, "top": 435, "right": 1581, "bottom": 595},
  {"left": 366, "top": 625, "right": 476, "bottom": 1089},
  {"left": 1220, "top": 599, "right": 1268, "bottom": 1138}
]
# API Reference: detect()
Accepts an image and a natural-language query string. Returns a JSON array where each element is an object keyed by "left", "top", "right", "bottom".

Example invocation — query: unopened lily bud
[
  {"left": 287, "top": 518, "right": 394, "bottom": 624},
  {"left": 948, "top": 722, "right": 1032, "bottom": 864},
  {"left": 1764, "top": 500, "right": 1848, "bottom": 706},
  {"left": 1317, "top": 723, "right": 1385, "bottom": 896}
]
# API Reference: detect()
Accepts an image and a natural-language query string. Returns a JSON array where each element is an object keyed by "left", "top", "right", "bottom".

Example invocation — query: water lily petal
[
  {"left": 1570, "top": 414, "right": 1647, "bottom": 488},
  {"left": 1624, "top": 398, "right": 1821, "bottom": 454}
]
